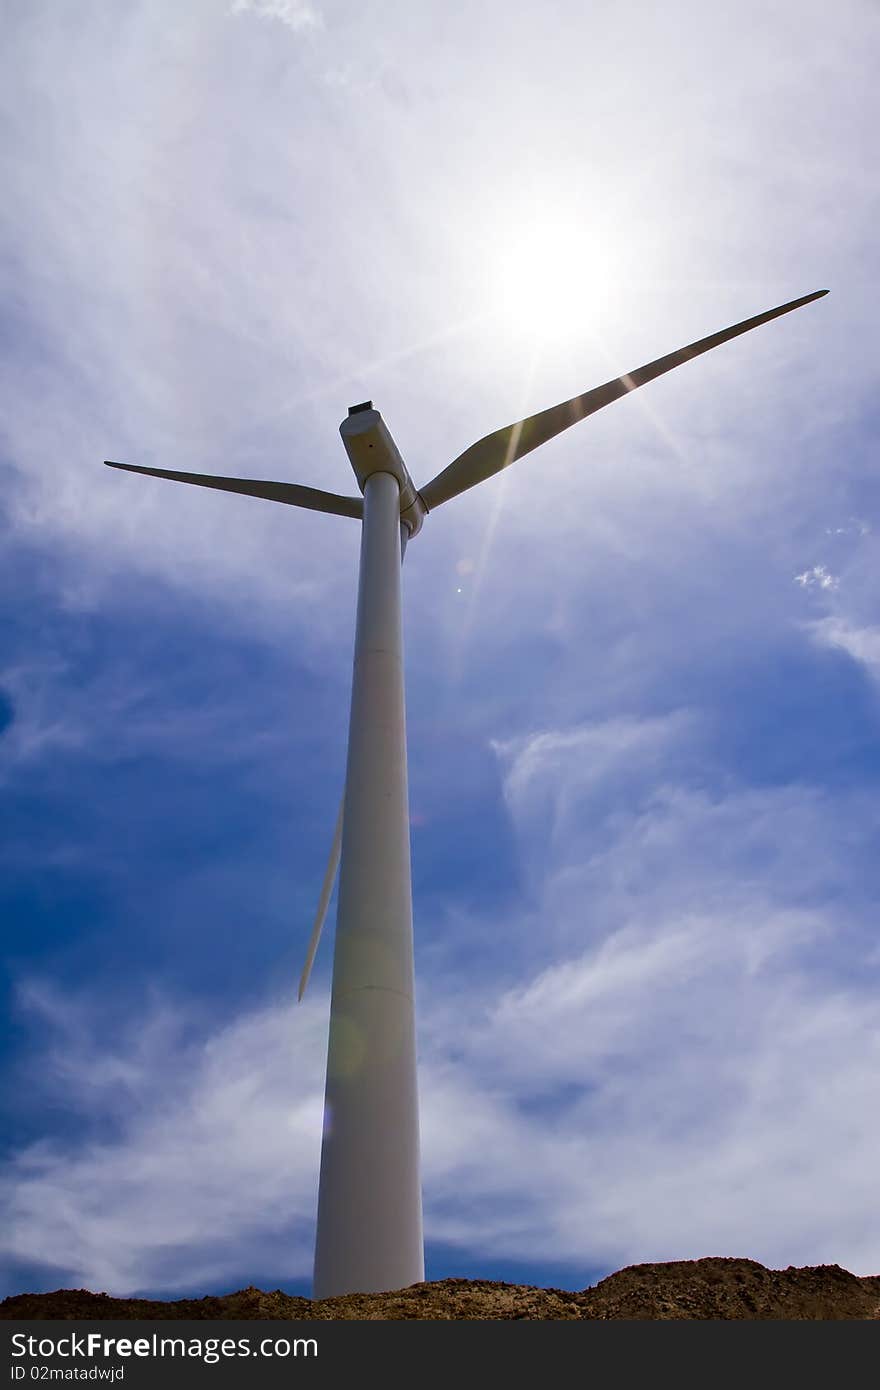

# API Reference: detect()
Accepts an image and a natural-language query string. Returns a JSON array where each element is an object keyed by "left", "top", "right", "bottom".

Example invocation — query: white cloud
[
  {"left": 0, "top": 661, "right": 90, "bottom": 770},
  {"left": 5, "top": 868, "right": 879, "bottom": 1294},
  {"left": 794, "top": 564, "right": 838, "bottom": 590},
  {"left": 805, "top": 616, "right": 880, "bottom": 675},
  {"left": 824, "top": 519, "right": 870, "bottom": 537},
  {"left": 0, "top": 648, "right": 312, "bottom": 788},
  {"left": 492, "top": 712, "right": 694, "bottom": 820},
  {"left": 420, "top": 908, "right": 880, "bottom": 1275},
  {"left": 5, "top": 708, "right": 880, "bottom": 1291},
  {"left": 0, "top": 0, "right": 872, "bottom": 643},
  {"left": 230, "top": 0, "right": 321, "bottom": 32},
  {"left": 2, "top": 0, "right": 880, "bottom": 1302},
  {"left": 3, "top": 982, "right": 328, "bottom": 1294}
]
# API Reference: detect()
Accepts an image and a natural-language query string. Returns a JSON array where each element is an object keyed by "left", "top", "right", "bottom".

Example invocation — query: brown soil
[{"left": 4, "top": 1258, "right": 880, "bottom": 1320}]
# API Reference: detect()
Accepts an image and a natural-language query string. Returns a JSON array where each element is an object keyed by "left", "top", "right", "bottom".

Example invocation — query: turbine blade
[
  {"left": 104, "top": 461, "right": 364, "bottom": 519},
  {"left": 419, "top": 289, "right": 829, "bottom": 511},
  {"left": 298, "top": 794, "right": 345, "bottom": 1001}
]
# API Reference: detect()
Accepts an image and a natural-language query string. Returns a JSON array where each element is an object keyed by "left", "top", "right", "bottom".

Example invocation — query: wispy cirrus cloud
[
  {"left": 2, "top": 0, "right": 879, "bottom": 1304},
  {"left": 5, "top": 879, "right": 879, "bottom": 1294},
  {"left": 5, "top": 708, "right": 879, "bottom": 1294},
  {"left": 3, "top": 981, "right": 327, "bottom": 1295},
  {"left": 230, "top": 0, "right": 322, "bottom": 32},
  {"left": 803, "top": 616, "right": 880, "bottom": 677}
]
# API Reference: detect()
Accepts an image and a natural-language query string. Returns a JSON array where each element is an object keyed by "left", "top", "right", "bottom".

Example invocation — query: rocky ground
[{"left": 4, "top": 1258, "right": 880, "bottom": 1319}]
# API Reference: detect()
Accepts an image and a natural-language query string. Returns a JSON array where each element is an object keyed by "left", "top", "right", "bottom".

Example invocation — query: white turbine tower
[{"left": 105, "top": 287, "right": 827, "bottom": 1298}]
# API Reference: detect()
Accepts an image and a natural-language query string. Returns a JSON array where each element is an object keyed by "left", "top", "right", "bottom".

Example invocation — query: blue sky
[{"left": 2, "top": 0, "right": 879, "bottom": 1299}]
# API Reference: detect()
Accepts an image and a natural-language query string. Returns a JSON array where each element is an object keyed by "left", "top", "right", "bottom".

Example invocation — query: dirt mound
[
  {"left": 581, "top": 1257, "right": 880, "bottom": 1320},
  {"left": 4, "top": 1257, "right": 879, "bottom": 1320}
]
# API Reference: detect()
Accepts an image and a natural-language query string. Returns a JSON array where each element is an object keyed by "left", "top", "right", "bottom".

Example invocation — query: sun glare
[{"left": 492, "top": 216, "right": 616, "bottom": 343}]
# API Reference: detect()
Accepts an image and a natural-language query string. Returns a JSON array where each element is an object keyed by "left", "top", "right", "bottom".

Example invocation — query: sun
[{"left": 491, "top": 214, "right": 616, "bottom": 344}]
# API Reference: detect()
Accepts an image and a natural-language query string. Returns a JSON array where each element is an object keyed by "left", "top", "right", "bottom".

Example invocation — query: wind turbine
[{"left": 105, "top": 286, "right": 827, "bottom": 1299}]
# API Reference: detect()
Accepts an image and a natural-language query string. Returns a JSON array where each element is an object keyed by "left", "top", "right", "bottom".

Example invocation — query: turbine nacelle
[{"left": 340, "top": 402, "right": 427, "bottom": 538}]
